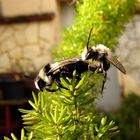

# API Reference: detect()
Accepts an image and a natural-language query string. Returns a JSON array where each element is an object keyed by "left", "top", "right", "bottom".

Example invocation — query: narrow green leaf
[
  {"left": 80, "top": 97, "right": 96, "bottom": 106},
  {"left": 11, "top": 133, "right": 18, "bottom": 140},
  {"left": 59, "top": 88, "right": 71, "bottom": 97},
  {"left": 98, "top": 132, "right": 103, "bottom": 138},
  {"left": 22, "top": 116, "right": 37, "bottom": 121},
  {"left": 75, "top": 76, "right": 85, "bottom": 89},
  {"left": 21, "top": 112, "right": 37, "bottom": 118},
  {"left": 61, "top": 99, "right": 74, "bottom": 105},
  {"left": 77, "top": 83, "right": 95, "bottom": 96},
  {"left": 38, "top": 92, "right": 41, "bottom": 105},
  {"left": 50, "top": 110, "right": 55, "bottom": 123},
  {"left": 4, "top": 137, "right": 10, "bottom": 140},
  {"left": 60, "top": 78, "right": 70, "bottom": 89},
  {"left": 28, "top": 100, "right": 38, "bottom": 111},
  {"left": 54, "top": 106, "right": 58, "bottom": 123},
  {"left": 63, "top": 97, "right": 74, "bottom": 104},
  {"left": 109, "top": 120, "right": 115, "bottom": 126},
  {"left": 57, "top": 106, "right": 67, "bottom": 123},
  {"left": 70, "top": 70, "right": 77, "bottom": 89},
  {"left": 60, "top": 115, "right": 71, "bottom": 125},
  {"left": 45, "top": 111, "right": 53, "bottom": 123},
  {"left": 19, "top": 108, "right": 37, "bottom": 114},
  {"left": 62, "top": 76, "right": 71, "bottom": 85},
  {"left": 44, "top": 127, "right": 57, "bottom": 133},
  {"left": 28, "top": 132, "right": 33, "bottom": 140},
  {"left": 101, "top": 116, "right": 107, "bottom": 126},
  {"left": 23, "top": 121, "right": 37, "bottom": 125},
  {"left": 32, "top": 92, "right": 38, "bottom": 106},
  {"left": 40, "top": 92, "right": 45, "bottom": 110},
  {"left": 71, "top": 78, "right": 76, "bottom": 89},
  {"left": 21, "top": 129, "right": 25, "bottom": 140},
  {"left": 108, "top": 126, "right": 119, "bottom": 133},
  {"left": 95, "top": 126, "right": 99, "bottom": 132}
]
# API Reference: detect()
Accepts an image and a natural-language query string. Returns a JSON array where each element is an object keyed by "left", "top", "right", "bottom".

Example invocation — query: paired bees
[{"left": 34, "top": 27, "right": 126, "bottom": 94}]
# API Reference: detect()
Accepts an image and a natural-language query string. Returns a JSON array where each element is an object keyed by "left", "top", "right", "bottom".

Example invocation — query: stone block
[
  {"left": 25, "top": 23, "right": 38, "bottom": 44},
  {"left": 8, "top": 47, "right": 22, "bottom": 59},
  {"left": 39, "top": 22, "right": 55, "bottom": 44},
  {"left": 0, "top": 36, "right": 17, "bottom": 53},
  {"left": 14, "top": 30, "right": 27, "bottom": 46},
  {"left": 0, "top": 54, "right": 10, "bottom": 69},
  {"left": 0, "top": 26, "right": 13, "bottom": 42},
  {"left": 33, "top": 54, "right": 52, "bottom": 70},
  {"left": 23, "top": 44, "right": 41, "bottom": 59},
  {"left": 19, "top": 59, "right": 36, "bottom": 72}
]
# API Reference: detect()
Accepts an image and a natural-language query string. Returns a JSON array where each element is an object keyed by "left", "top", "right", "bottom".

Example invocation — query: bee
[
  {"left": 81, "top": 27, "right": 126, "bottom": 94},
  {"left": 27, "top": 27, "right": 126, "bottom": 94},
  {"left": 34, "top": 57, "right": 89, "bottom": 91}
]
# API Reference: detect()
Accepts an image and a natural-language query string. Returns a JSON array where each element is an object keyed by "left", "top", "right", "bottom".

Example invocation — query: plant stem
[
  {"left": 74, "top": 95, "right": 79, "bottom": 121},
  {"left": 55, "top": 124, "right": 62, "bottom": 140}
]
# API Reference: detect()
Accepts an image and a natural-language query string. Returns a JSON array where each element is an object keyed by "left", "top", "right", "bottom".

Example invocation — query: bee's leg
[
  {"left": 61, "top": 71, "right": 73, "bottom": 78},
  {"left": 45, "top": 88, "right": 58, "bottom": 92},
  {"left": 76, "top": 75, "right": 81, "bottom": 81},
  {"left": 61, "top": 71, "right": 81, "bottom": 81},
  {"left": 100, "top": 71, "right": 107, "bottom": 95},
  {"left": 45, "top": 81, "right": 68, "bottom": 92},
  {"left": 103, "top": 60, "right": 110, "bottom": 71},
  {"left": 89, "top": 63, "right": 102, "bottom": 76},
  {"left": 58, "top": 82, "right": 68, "bottom": 90}
]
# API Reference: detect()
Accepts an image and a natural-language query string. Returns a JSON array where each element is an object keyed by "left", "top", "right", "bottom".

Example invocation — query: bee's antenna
[
  {"left": 86, "top": 27, "right": 93, "bottom": 50},
  {"left": 24, "top": 74, "right": 34, "bottom": 80}
]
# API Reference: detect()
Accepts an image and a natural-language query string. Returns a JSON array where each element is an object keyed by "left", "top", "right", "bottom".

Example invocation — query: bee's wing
[
  {"left": 47, "top": 56, "right": 82, "bottom": 74},
  {"left": 106, "top": 55, "right": 126, "bottom": 74}
]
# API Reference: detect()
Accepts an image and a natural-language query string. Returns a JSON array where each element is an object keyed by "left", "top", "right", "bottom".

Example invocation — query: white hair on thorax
[{"left": 95, "top": 44, "right": 111, "bottom": 55}]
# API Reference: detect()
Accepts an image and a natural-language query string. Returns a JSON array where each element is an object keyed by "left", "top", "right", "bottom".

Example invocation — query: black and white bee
[
  {"left": 81, "top": 27, "right": 126, "bottom": 94},
  {"left": 34, "top": 57, "right": 89, "bottom": 91},
  {"left": 32, "top": 27, "right": 126, "bottom": 93}
]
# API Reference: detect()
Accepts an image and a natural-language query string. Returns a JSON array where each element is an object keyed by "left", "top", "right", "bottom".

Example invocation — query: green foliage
[
  {"left": 4, "top": 129, "right": 33, "bottom": 140},
  {"left": 4, "top": 0, "right": 136, "bottom": 139},
  {"left": 5, "top": 71, "right": 117, "bottom": 140},
  {"left": 107, "top": 94, "right": 140, "bottom": 140},
  {"left": 53, "top": 0, "right": 135, "bottom": 60}
]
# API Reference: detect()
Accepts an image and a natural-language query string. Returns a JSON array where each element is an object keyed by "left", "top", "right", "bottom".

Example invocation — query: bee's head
[
  {"left": 82, "top": 46, "right": 98, "bottom": 60},
  {"left": 34, "top": 67, "right": 53, "bottom": 91},
  {"left": 34, "top": 77, "right": 46, "bottom": 91},
  {"left": 82, "top": 44, "right": 111, "bottom": 61}
]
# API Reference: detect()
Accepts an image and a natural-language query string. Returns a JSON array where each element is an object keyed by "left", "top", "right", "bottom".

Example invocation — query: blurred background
[{"left": 0, "top": 0, "right": 139, "bottom": 139}]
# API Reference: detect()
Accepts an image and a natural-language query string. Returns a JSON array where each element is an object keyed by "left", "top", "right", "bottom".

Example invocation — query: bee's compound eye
[
  {"left": 35, "top": 79, "right": 46, "bottom": 91},
  {"left": 87, "top": 48, "right": 98, "bottom": 60}
]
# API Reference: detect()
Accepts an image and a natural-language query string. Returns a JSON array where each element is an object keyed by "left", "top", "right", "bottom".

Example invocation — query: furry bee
[
  {"left": 34, "top": 57, "right": 89, "bottom": 91},
  {"left": 81, "top": 27, "right": 126, "bottom": 94},
  {"left": 33, "top": 27, "right": 126, "bottom": 94}
]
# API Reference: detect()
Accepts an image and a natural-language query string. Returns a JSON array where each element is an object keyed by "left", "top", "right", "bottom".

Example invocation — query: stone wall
[
  {"left": 118, "top": 14, "right": 140, "bottom": 96},
  {"left": 0, "top": 0, "right": 61, "bottom": 73}
]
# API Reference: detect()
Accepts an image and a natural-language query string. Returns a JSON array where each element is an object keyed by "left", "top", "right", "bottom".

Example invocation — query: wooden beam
[{"left": 0, "top": 13, "right": 55, "bottom": 25}]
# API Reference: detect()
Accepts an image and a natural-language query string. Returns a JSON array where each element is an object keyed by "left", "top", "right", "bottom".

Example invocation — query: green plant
[
  {"left": 53, "top": 0, "right": 135, "bottom": 60},
  {"left": 4, "top": 0, "right": 136, "bottom": 139},
  {"left": 4, "top": 72, "right": 118, "bottom": 140},
  {"left": 107, "top": 94, "right": 140, "bottom": 140}
]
